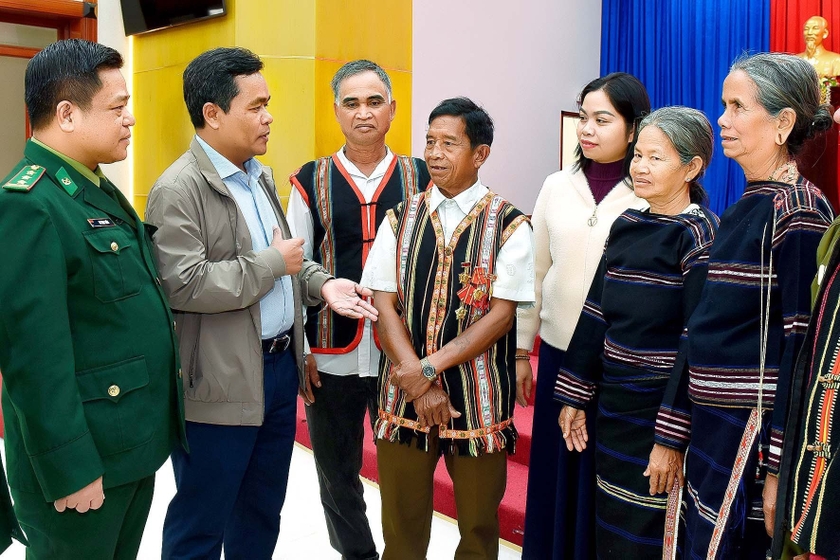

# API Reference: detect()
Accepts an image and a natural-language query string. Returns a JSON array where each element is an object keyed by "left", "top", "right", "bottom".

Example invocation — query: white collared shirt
[
  {"left": 286, "top": 147, "right": 395, "bottom": 377},
  {"left": 361, "top": 180, "right": 535, "bottom": 305}
]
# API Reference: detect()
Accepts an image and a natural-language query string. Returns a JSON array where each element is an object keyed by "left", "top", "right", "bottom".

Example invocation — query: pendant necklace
[
  {"left": 587, "top": 207, "right": 598, "bottom": 227},
  {"left": 768, "top": 159, "right": 797, "bottom": 185}
]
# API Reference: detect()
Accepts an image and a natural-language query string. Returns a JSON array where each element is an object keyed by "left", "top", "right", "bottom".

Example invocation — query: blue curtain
[{"left": 601, "top": 0, "right": 770, "bottom": 215}]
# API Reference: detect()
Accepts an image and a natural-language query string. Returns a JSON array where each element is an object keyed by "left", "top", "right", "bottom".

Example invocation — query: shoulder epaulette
[{"left": 3, "top": 165, "right": 45, "bottom": 192}]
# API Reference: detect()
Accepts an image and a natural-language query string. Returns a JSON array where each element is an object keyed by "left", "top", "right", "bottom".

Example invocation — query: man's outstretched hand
[{"left": 321, "top": 279, "right": 378, "bottom": 321}]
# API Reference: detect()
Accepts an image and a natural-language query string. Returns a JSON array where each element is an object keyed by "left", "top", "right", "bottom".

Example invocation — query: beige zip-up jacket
[{"left": 145, "top": 138, "right": 331, "bottom": 426}]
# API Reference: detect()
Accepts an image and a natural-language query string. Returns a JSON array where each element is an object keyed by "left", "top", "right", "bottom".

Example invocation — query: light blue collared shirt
[{"left": 195, "top": 135, "right": 293, "bottom": 338}]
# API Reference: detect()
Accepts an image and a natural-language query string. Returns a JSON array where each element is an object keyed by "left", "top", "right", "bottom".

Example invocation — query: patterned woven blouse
[{"left": 673, "top": 179, "right": 833, "bottom": 473}]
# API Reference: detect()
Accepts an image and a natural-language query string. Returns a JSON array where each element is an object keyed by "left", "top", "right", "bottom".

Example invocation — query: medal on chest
[{"left": 456, "top": 262, "right": 495, "bottom": 321}]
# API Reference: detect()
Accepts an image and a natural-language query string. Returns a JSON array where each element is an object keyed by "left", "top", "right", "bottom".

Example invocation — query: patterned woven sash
[{"left": 663, "top": 471, "right": 684, "bottom": 560}]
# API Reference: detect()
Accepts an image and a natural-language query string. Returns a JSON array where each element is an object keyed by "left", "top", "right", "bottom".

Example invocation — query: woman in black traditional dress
[
  {"left": 556, "top": 106, "right": 719, "bottom": 559},
  {"left": 679, "top": 53, "right": 834, "bottom": 560}
]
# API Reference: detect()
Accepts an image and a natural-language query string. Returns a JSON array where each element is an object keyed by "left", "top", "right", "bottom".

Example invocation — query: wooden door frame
[
  {"left": 0, "top": 0, "right": 97, "bottom": 136},
  {"left": 0, "top": 0, "right": 97, "bottom": 44},
  {"left": 0, "top": 0, "right": 97, "bottom": 58}
]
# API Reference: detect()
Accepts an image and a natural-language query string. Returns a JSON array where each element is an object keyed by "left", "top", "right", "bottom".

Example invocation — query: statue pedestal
[{"left": 798, "top": 86, "right": 840, "bottom": 213}]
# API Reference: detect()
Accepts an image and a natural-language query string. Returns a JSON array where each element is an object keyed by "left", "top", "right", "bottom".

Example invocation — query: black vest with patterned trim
[
  {"left": 290, "top": 154, "right": 430, "bottom": 353},
  {"left": 375, "top": 190, "right": 529, "bottom": 456}
]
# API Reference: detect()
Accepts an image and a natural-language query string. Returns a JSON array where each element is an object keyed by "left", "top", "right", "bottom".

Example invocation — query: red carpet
[{"left": 294, "top": 352, "right": 538, "bottom": 547}]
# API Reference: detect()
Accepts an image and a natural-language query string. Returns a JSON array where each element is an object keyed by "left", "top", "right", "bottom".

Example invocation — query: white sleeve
[
  {"left": 360, "top": 219, "right": 398, "bottom": 293},
  {"left": 286, "top": 187, "right": 315, "bottom": 261},
  {"left": 492, "top": 220, "right": 535, "bottom": 306}
]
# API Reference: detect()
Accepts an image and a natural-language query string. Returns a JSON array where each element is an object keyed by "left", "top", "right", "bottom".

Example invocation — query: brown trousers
[{"left": 376, "top": 430, "right": 507, "bottom": 560}]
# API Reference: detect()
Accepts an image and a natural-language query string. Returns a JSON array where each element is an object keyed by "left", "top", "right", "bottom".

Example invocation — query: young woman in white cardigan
[{"left": 520, "top": 73, "right": 650, "bottom": 560}]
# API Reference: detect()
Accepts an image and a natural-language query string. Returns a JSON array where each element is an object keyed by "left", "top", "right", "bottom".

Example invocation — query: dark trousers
[
  {"left": 376, "top": 430, "right": 507, "bottom": 560},
  {"left": 305, "top": 372, "right": 378, "bottom": 560},
  {"left": 161, "top": 349, "right": 299, "bottom": 560},
  {"left": 12, "top": 475, "right": 154, "bottom": 560}
]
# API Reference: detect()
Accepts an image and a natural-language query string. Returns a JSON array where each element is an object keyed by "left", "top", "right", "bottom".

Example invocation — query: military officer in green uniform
[
  {"left": 0, "top": 39, "right": 185, "bottom": 559},
  {"left": 0, "top": 456, "right": 24, "bottom": 554}
]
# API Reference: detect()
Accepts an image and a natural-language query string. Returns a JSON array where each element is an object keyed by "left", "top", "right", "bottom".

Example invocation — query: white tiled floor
[{"left": 1, "top": 443, "right": 522, "bottom": 559}]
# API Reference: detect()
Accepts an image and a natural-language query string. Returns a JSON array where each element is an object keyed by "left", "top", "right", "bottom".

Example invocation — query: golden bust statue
[{"left": 798, "top": 16, "right": 840, "bottom": 78}]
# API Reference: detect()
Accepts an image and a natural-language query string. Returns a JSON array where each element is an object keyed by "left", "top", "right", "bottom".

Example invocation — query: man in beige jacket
[{"left": 145, "top": 47, "right": 376, "bottom": 560}]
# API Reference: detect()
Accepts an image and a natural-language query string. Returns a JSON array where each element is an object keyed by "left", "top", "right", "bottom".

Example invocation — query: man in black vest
[{"left": 287, "top": 59, "right": 430, "bottom": 560}]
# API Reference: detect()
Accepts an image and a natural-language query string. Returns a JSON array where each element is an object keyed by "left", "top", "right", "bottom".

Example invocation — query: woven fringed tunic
[
  {"left": 777, "top": 216, "right": 840, "bottom": 559},
  {"left": 373, "top": 190, "right": 529, "bottom": 457}
]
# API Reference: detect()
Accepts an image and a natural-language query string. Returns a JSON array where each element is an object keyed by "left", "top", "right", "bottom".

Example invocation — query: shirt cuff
[
  {"left": 364, "top": 279, "right": 397, "bottom": 293},
  {"left": 30, "top": 430, "right": 104, "bottom": 502},
  {"left": 653, "top": 405, "right": 691, "bottom": 451},
  {"left": 767, "top": 427, "right": 783, "bottom": 475},
  {"left": 553, "top": 368, "right": 596, "bottom": 408}
]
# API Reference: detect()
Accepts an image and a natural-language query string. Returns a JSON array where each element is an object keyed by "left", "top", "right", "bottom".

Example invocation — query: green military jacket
[{"left": 0, "top": 140, "right": 185, "bottom": 514}]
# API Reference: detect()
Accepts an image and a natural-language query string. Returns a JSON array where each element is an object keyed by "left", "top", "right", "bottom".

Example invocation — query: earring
[{"left": 685, "top": 177, "right": 692, "bottom": 182}]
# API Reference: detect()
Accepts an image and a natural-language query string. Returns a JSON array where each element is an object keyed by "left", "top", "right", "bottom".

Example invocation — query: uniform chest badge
[{"left": 87, "top": 218, "right": 116, "bottom": 228}]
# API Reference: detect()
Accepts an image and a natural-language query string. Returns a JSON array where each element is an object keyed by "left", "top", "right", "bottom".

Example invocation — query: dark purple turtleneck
[{"left": 584, "top": 159, "right": 626, "bottom": 204}]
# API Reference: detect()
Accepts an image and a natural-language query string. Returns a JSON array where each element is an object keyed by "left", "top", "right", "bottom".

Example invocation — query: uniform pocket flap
[
  {"left": 76, "top": 356, "right": 150, "bottom": 403},
  {"left": 82, "top": 228, "right": 134, "bottom": 255}
]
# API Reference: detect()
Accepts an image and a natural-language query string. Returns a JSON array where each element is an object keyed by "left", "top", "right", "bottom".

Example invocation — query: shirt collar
[
  {"left": 336, "top": 146, "right": 394, "bottom": 181},
  {"left": 428, "top": 180, "right": 488, "bottom": 214},
  {"left": 31, "top": 137, "right": 102, "bottom": 187},
  {"left": 195, "top": 135, "right": 263, "bottom": 182}
]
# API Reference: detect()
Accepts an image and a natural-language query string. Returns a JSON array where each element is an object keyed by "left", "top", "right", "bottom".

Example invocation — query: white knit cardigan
[{"left": 517, "top": 167, "right": 648, "bottom": 352}]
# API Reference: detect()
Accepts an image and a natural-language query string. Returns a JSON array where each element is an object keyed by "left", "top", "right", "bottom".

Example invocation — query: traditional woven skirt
[
  {"left": 522, "top": 342, "right": 596, "bottom": 560},
  {"left": 682, "top": 404, "right": 770, "bottom": 559},
  {"left": 594, "top": 369, "right": 669, "bottom": 559}
]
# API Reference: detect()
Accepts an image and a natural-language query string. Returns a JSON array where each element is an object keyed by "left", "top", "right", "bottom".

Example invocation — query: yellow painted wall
[{"left": 131, "top": 0, "right": 413, "bottom": 216}]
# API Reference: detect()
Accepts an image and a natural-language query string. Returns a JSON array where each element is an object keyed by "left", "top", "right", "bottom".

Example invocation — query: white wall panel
[{"left": 412, "top": 1, "right": 602, "bottom": 213}]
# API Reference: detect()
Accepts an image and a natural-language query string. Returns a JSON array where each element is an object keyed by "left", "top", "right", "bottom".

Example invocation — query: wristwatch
[{"left": 420, "top": 357, "right": 437, "bottom": 382}]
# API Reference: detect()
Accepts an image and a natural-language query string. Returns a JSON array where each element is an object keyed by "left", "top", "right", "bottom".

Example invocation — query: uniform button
[
  {"left": 173, "top": 321, "right": 177, "bottom": 330},
  {"left": 110, "top": 241, "right": 119, "bottom": 252},
  {"left": 107, "top": 384, "right": 120, "bottom": 397},
  {"left": 178, "top": 368, "right": 182, "bottom": 379}
]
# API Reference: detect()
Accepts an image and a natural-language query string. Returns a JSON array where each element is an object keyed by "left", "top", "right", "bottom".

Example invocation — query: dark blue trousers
[{"left": 161, "top": 349, "right": 299, "bottom": 560}]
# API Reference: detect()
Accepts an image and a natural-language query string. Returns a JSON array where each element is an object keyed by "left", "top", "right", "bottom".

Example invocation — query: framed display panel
[
  {"left": 120, "top": 0, "right": 226, "bottom": 36},
  {"left": 559, "top": 111, "right": 580, "bottom": 170}
]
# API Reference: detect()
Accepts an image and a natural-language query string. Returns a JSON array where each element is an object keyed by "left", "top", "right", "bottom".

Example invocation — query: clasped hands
[
  {"left": 390, "top": 358, "right": 460, "bottom": 427},
  {"left": 559, "top": 406, "right": 684, "bottom": 496}
]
